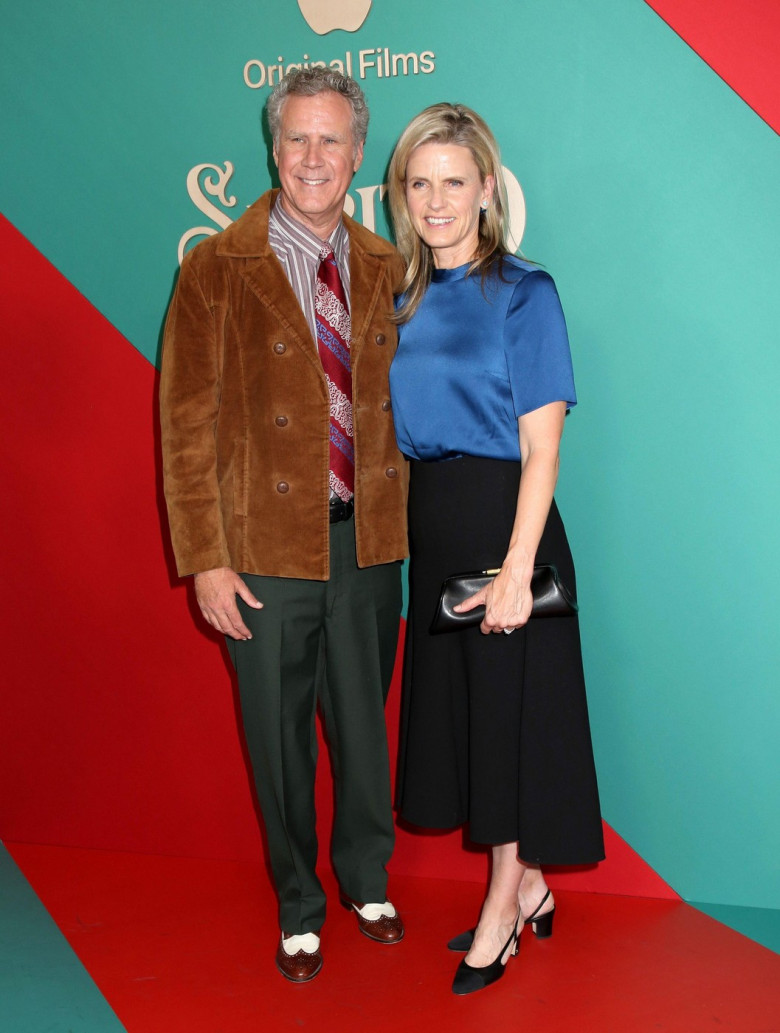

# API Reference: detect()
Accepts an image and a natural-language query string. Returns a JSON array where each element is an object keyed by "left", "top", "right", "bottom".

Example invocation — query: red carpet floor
[{"left": 7, "top": 842, "right": 778, "bottom": 1033}]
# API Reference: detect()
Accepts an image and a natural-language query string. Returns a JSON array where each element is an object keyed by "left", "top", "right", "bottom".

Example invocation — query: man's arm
[
  {"left": 160, "top": 250, "right": 232, "bottom": 575},
  {"left": 160, "top": 250, "right": 262, "bottom": 638}
]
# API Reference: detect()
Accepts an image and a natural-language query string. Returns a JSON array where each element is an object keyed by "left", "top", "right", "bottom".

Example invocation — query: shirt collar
[{"left": 270, "top": 196, "right": 349, "bottom": 264}]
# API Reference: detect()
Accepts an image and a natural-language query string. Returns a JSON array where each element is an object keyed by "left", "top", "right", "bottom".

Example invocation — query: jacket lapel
[
  {"left": 348, "top": 236, "right": 385, "bottom": 370},
  {"left": 219, "top": 193, "right": 390, "bottom": 379},
  {"left": 238, "top": 253, "right": 310, "bottom": 336}
]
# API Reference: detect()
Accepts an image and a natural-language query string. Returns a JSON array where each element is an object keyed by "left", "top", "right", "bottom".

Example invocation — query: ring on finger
[{"left": 503, "top": 628, "right": 514, "bottom": 635}]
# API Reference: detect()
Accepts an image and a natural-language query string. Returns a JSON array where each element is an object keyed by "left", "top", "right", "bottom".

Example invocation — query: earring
[{"left": 480, "top": 202, "right": 489, "bottom": 211}]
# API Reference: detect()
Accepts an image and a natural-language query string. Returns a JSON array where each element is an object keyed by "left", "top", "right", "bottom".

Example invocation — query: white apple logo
[{"left": 297, "top": 0, "right": 372, "bottom": 35}]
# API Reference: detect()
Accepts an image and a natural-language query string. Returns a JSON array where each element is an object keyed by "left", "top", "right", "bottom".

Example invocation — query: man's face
[{"left": 273, "top": 91, "right": 364, "bottom": 238}]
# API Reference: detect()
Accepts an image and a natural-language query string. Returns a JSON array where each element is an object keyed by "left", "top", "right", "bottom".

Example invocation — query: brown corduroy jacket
[{"left": 160, "top": 190, "right": 408, "bottom": 580}]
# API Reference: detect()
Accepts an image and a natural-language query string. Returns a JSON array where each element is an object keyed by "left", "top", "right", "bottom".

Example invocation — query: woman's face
[{"left": 405, "top": 142, "right": 494, "bottom": 269}]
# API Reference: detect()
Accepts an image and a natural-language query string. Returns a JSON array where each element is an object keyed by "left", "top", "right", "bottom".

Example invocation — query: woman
[{"left": 387, "top": 104, "right": 605, "bottom": 996}]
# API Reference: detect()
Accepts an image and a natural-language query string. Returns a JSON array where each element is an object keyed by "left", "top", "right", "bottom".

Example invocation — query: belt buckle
[{"left": 329, "top": 497, "right": 354, "bottom": 524}]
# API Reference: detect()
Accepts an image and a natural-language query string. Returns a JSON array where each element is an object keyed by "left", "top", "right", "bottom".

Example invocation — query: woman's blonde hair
[{"left": 388, "top": 103, "right": 511, "bottom": 321}]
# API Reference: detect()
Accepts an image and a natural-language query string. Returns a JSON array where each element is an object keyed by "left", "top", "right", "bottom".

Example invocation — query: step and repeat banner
[{"left": 2, "top": 0, "right": 779, "bottom": 922}]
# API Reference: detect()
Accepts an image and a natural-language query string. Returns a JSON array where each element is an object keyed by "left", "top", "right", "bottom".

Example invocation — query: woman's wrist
[{"left": 501, "top": 543, "right": 534, "bottom": 577}]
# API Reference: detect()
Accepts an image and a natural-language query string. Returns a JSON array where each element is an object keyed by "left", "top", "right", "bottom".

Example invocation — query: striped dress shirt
[{"left": 268, "top": 196, "right": 351, "bottom": 344}]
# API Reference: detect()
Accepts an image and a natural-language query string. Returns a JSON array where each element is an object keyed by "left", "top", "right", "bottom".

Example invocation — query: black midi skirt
[{"left": 397, "top": 455, "right": 605, "bottom": 865}]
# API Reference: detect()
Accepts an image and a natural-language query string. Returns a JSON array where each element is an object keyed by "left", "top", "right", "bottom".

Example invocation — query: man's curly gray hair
[{"left": 267, "top": 66, "right": 369, "bottom": 150}]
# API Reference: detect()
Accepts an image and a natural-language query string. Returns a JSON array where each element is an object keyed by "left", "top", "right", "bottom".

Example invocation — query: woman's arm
[{"left": 455, "top": 400, "right": 566, "bottom": 633}]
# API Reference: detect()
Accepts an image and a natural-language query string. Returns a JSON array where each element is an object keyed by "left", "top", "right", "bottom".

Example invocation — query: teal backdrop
[{"left": 2, "top": 0, "right": 778, "bottom": 942}]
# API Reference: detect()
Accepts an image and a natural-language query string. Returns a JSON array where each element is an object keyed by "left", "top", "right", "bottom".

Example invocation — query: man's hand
[{"left": 193, "top": 567, "right": 262, "bottom": 641}]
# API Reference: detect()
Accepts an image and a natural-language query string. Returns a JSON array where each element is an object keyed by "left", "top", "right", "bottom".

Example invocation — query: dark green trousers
[{"left": 227, "top": 516, "right": 401, "bottom": 934}]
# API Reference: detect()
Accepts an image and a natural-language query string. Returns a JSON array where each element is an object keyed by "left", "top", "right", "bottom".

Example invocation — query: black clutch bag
[{"left": 430, "top": 564, "right": 578, "bottom": 634}]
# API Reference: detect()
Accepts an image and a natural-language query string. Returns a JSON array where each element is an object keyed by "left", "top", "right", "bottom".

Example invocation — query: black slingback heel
[{"left": 524, "top": 888, "right": 556, "bottom": 938}]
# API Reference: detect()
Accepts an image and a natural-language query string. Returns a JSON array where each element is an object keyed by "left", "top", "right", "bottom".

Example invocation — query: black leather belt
[{"left": 329, "top": 497, "right": 354, "bottom": 523}]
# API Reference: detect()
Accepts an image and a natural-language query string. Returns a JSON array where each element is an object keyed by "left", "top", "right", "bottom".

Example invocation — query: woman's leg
[
  {"left": 465, "top": 844, "right": 520, "bottom": 967},
  {"left": 517, "top": 861, "right": 555, "bottom": 927},
  {"left": 465, "top": 847, "right": 555, "bottom": 967}
]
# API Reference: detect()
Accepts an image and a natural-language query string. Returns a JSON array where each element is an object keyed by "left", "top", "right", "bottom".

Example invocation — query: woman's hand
[
  {"left": 454, "top": 563, "right": 534, "bottom": 635},
  {"left": 484, "top": 564, "right": 534, "bottom": 633}
]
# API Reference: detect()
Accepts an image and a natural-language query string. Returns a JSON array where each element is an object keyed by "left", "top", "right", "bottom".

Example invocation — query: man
[{"left": 160, "top": 68, "right": 408, "bottom": 983}]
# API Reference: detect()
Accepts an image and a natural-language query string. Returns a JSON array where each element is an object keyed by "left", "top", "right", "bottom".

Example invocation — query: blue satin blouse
[{"left": 389, "top": 257, "right": 577, "bottom": 462}]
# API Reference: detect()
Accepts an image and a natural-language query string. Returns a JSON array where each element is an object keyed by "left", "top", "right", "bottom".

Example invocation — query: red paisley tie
[{"left": 315, "top": 244, "right": 354, "bottom": 501}]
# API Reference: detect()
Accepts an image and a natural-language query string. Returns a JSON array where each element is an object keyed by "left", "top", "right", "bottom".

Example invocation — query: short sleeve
[{"left": 504, "top": 270, "right": 577, "bottom": 418}]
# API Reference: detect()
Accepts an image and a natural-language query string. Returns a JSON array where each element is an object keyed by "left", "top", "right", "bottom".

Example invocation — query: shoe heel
[{"left": 531, "top": 908, "right": 555, "bottom": 939}]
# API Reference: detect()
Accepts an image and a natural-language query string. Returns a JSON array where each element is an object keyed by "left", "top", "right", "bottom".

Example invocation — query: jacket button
[
  {"left": 375, "top": 333, "right": 386, "bottom": 346},
  {"left": 276, "top": 481, "right": 290, "bottom": 493},
  {"left": 385, "top": 467, "right": 398, "bottom": 478},
  {"left": 273, "top": 341, "right": 287, "bottom": 354},
  {"left": 381, "top": 399, "right": 391, "bottom": 412},
  {"left": 275, "top": 415, "right": 288, "bottom": 427}
]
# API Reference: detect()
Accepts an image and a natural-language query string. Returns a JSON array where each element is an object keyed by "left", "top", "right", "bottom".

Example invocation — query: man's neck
[{"left": 277, "top": 192, "right": 342, "bottom": 242}]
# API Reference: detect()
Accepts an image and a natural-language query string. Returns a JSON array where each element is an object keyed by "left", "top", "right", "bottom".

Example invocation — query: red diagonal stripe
[{"left": 645, "top": 0, "right": 780, "bottom": 132}]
